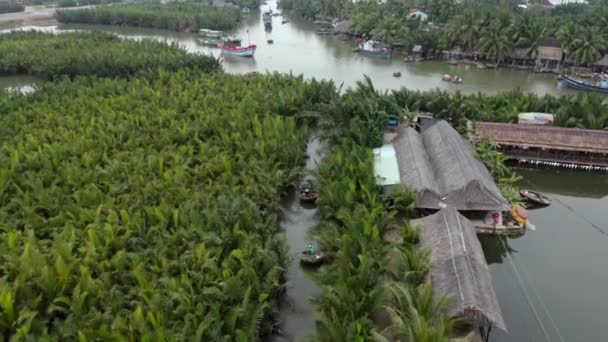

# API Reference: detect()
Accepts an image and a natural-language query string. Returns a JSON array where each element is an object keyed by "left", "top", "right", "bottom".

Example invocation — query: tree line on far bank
[
  {"left": 279, "top": 0, "right": 608, "bottom": 66},
  {"left": 0, "top": 1, "right": 24, "bottom": 14},
  {"left": 56, "top": 2, "right": 242, "bottom": 32}
]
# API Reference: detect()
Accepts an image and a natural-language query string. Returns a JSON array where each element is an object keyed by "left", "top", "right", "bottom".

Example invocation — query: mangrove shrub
[
  {"left": 56, "top": 2, "right": 242, "bottom": 32},
  {"left": 0, "top": 71, "right": 336, "bottom": 339},
  {"left": 0, "top": 31, "right": 221, "bottom": 79}
]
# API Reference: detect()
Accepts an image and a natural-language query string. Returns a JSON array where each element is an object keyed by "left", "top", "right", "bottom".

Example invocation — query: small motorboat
[
  {"left": 267, "top": 39, "right": 274, "bottom": 44},
  {"left": 442, "top": 74, "right": 451, "bottom": 81},
  {"left": 300, "top": 251, "right": 326, "bottom": 265},
  {"left": 299, "top": 180, "right": 319, "bottom": 204},
  {"left": 520, "top": 190, "right": 551, "bottom": 207},
  {"left": 448, "top": 59, "right": 458, "bottom": 65},
  {"left": 393, "top": 71, "right": 401, "bottom": 77}
]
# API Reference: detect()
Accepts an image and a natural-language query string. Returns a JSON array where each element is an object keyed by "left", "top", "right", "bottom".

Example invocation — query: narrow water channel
[{"left": 272, "top": 137, "right": 325, "bottom": 341}]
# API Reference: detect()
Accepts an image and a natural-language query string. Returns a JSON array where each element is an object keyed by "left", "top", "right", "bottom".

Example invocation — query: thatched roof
[
  {"left": 595, "top": 54, "right": 608, "bottom": 67},
  {"left": 538, "top": 46, "right": 563, "bottom": 61},
  {"left": 391, "top": 121, "right": 510, "bottom": 211},
  {"left": 420, "top": 207, "right": 507, "bottom": 331},
  {"left": 511, "top": 48, "right": 529, "bottom": 60},
  {"left": 333, "top": 20, "right": 351, "bottom": 34},
  {"left": 392, "top": 127, "right": 441, "bottom": 208},
  {"left": 474, "top": 122, "right": 608, "bottom": 154}
]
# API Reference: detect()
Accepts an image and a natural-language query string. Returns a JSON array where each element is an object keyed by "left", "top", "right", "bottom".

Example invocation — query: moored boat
[
  {"left": 520, "top": 190, "right": 551, "bottom": 207},
  {"left": 517, "top": 112, "right": 554, "bottom": 125},
  {"left": 452, "top": 75, "right": 462, "bottom": 83},
  {"left": 561, "top": 75, "right": 608, "bottom": 94},
  {"left": 358, "top": 40, "right": 392, "bottom": 59},
  {"left": 300, "top": 251, "right": 326, "bottom": 265},
  {"left": 263, "top": 11, "right": 272, "bottom": 29},
  {"left": 221, "top": 40, "right": 256, "bottom": 57},
  {"left": 199, "top": 29, "right": 223, "bottom": 38}
]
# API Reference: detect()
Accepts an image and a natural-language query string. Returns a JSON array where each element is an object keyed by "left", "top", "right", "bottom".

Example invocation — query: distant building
[{"left": 407, "top": 8, "right": 428, "bottom": 21}]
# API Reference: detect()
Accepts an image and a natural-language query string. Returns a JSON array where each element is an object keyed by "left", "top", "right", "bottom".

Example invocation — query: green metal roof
[{"left": 373, "top": 144, "right": 401, "bottom": 186}]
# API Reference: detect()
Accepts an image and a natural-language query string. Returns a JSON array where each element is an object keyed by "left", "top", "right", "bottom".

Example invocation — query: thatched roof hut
[
  {"left": 420, "top": 207, "right": 507, "bottom": 331},
  {"left": 392, "top": 127, "right": 441, "bottom": 208},
  {"left": 537, "top": 46, "right": 563, "bottom": 61},
  {"left": 594, "top": 54, "right": 608, "bottom": 67},
  {"left": 333, "top": 20, "right": 351, "bottom": 34},
  {"left": 390, "top": 122, "right": 509, "bottom": 211},
  {"left": 474, "top": 122, "right": 608, "bottom": 154}
]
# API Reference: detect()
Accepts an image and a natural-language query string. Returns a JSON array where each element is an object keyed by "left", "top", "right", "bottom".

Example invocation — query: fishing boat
[
  {"left": 198, "top": 29, "right": 224, "bottom": 47},
  {"left": 452, "top": 75, "right": 462, "bottom": 84},
  {"left": 221, "top": 40, "right": 256, "bottom": 57},
  {"left": 263, "top": 11, "right": 272, "bottom": 30},
  {"left": 199, "top": 29, "right": 223, "bottom": 39},
  {"left": 300, "top": 251, "right": 326, "bottom": 265},
  {"left": 358, "top": 40, "right": 392, "bottom": 59},
  {"left": 520, "top": 190, "right": 551, "bottom": 207},
  {"left": 561, "top": 75, "right": 608, "bottom": 94}
]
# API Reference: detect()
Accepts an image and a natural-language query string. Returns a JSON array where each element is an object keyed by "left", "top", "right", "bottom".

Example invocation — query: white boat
[{"left": 199, "top": 29, "right": 223, "bottom": 38}]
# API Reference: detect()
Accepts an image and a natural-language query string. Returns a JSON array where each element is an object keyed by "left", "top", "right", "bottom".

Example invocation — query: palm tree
[
  {"left": 371, "top": 17, "right": 400, "bottom": 44},
  {"left": 557, "top": 21, "right": 578, "bottom": 60},
  {"left": 511, "top": 16, "right": 548, "bottom": 61},
  {"left": 570, "top": 27, "right": 606, "bottom": 66},
  {"left": 477, "top": 21, "right": 513, "bottom": 65},
  {"left": 451, "top": 9, "right": 479, "bottom": 49}
]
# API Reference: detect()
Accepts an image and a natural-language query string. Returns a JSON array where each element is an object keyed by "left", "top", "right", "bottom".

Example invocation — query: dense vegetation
[
  {"left": 0, "top": 70, "right": 339, "bottom": 339},
  {"left": 0, "top": 1, "right": 24, "bottom": 14},
  {"left": 391, "top": 88, "right": 608, "bottom": 130},
  {"left": 280, "top": 0, "right": 608, "bottom": 66},
  {"left": 0, "top": 31, "right": 220, "bottom": 79},
  {"left": 57, "top": 0, "right": 122, "bottom": 8},
  {"left": 56, "top": 2, "right": 241, "bottom": 32},
  {"left": 311, "top": 78, "right": 456, "bottom": 340}
]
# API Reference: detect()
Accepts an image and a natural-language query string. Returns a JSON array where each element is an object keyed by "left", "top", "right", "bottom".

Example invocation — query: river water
[{"left": 2, "top": 4, "right": 607, "bottom": 341}]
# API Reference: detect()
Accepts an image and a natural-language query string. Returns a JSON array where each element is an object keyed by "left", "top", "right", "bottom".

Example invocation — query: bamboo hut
[
  {"left": 420, "top": 207, "right": 507, "bottom": 340},
  {"left": 473, "top": 122, "right": 608, "bottom": 167},
  {"left": 536, "top": 37, "right": 563, "bottom": 71},
  {"left": 593, "top": 54, "right": 608, "bottom": 72},
  {"left": 387, "top": 122, "right": 509, "bottom": 211}
]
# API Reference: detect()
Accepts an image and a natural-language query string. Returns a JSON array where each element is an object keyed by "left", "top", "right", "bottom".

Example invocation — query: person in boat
[{"left": 307, "top": 243, "right": 316, "bottom": 255}]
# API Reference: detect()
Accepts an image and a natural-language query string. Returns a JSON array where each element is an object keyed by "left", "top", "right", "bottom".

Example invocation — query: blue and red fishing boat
[
  {"left": 221, "top": 30, "right": 256, "bottom": 57},
  {"left": 358, "top": 40, "right": 392, "bottom": 59},
  {"left": 561, "top": 75, "right": 608, "bottom": 94},
  {"left": 221, "top": 41, "right": 257, "bottom": 57}
]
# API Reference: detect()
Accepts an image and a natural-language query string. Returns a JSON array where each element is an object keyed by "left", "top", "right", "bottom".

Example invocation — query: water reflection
[{"left": 478, "top": 235, "right": 517, "bottom": 265}]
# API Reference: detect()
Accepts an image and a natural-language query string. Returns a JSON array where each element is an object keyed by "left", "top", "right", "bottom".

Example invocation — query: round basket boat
[
  {"left": 520, "top": 189, "right": 551, "bottom": 207},
  {"left": 300, "top": 251, "right": 326, "bottom": 265},
  {"left": 511, "top": 205, "right": 529, "bottom": 224}
]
